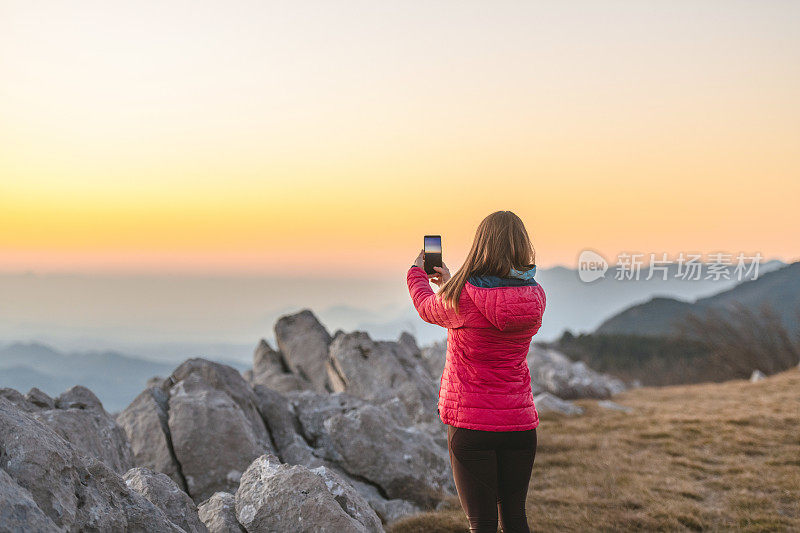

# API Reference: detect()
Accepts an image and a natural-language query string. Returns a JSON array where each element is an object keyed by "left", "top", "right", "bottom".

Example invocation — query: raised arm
[{"left": 407, "top": 265, "right": 466, "bottom": 328}]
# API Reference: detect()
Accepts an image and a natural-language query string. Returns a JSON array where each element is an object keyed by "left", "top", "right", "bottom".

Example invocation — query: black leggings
[{"left": 447, "top": 424, "right": 537, "bottom": 533}]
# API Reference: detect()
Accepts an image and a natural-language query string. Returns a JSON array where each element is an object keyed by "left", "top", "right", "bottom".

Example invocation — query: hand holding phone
[{"left": 424, "top": 235, "right": 442, "bottom": 275}]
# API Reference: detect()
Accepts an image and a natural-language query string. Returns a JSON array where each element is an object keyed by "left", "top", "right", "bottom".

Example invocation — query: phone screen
[{"left": 423, "top": 235, "right": 442, "bottom": 275}]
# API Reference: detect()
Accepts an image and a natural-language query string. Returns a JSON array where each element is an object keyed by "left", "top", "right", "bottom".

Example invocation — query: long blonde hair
[{"left": 438, "top": 210, "right": 536, "bottom": 315}]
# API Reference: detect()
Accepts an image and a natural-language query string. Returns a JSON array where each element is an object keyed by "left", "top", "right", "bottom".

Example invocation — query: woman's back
[{"left": 407, "top": 265, "right": 546, "bottom": 431}]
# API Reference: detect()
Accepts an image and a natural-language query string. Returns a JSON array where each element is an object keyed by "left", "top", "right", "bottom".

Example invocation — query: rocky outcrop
[
  {"left": 245, "top": 339, "right": 312, "bottom": 392},
  {"left": 274, "top": 309, "right": 333, "bottom": 393},
  {"left": 0, "top": 398, "right": 184, "bottom": 531},
  {"left": 0, "top": 469, "right": 60, "bottom": 533},
  {"left": 1, "top": 385, "right": 133, "bottom": 474},
  {"left": 116, "top": 385, "right": 184, "bottom": 489},
  {"left": 198, "top": 492, "right": 245, "bottom": 533},
  {"left": 419, "top": 338, "right": 447, "bottom": 378},
  {"left": 119, "top": 358, "right": 277, "bottom": 503},
  {"left": 528, "top": 346, "right": 627, "bottom": 399},
  {"left": 234, "top": 454, "right": 383, "bottom": 533},
  {"left": 326, "top": 331, "right": 439, "bottom": 424},
  {"left": 285, "top": 390, "right": 454, "bottom": 510},
  {"left": 124, "top": 467, "right": 207, "bottom": 532},
  {"left": 532, "top": 392, "right": 584, "bottom": 415}
]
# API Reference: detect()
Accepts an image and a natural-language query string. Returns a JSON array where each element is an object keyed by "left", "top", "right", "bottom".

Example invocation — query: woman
[{"left": 407, "top": 210, "right": 545, "bottom": 533}]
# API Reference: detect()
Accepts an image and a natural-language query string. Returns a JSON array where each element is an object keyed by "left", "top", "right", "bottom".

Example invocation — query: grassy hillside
[{"left": 391, "top": 369, "right": 800, "bottom": 532}]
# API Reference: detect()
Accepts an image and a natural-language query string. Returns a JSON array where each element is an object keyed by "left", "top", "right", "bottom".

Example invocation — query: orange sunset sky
[{"left": 2, "top": 1, "right": 799, "bottom": 280}]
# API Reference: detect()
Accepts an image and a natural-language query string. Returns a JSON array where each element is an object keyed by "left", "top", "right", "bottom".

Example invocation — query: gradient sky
[{"left": 2, "top": 1, "right": 799, "bottom": 280}]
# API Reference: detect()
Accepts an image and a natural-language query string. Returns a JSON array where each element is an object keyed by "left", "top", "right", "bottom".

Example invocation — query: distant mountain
[
  {"left": 0, "top": 342, "right": 176, "bottom": 412},
  {"left": 596, "top": 261, "right": 800, "bottom": 337}
]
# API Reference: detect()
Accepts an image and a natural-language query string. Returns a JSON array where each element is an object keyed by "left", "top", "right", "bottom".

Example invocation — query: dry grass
[{"left": 390, "top": 369, "right": 800, "bottom": 532}]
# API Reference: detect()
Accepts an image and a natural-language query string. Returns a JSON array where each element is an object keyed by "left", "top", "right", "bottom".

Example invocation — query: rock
[
  {"left": 309, "top": 465, "right": 385, "bottom": 532},
  {"left": 121, "top": 358, "right": 276, "bottom": 503},
  {"left": 274, "top": 309, "right": 333, "bottom": 393},
  {"left": 124, "top": 466, "right": 207, "bottom": 533},
  {"left": 419, "top": 339, "right": 447, "bottom": 378},
  {"left": 29, "top": 388, "right": 134, "bottom": 474},
  {"left": 251, "top": 385, "right": 323, "bottom": 468},
  {"left": 0, "top": 388, "right": 35, "bottom": 411},
  {"left": 234, "top": 454, "right": 383, "bottom": 533},
  {"left": 320, "top": 403, "right": 453, "bottom": 508},
  {"left": 0, "top": 398, "right": 184, "bottom": 532},
  {"left": 344, "top": 477, "right": 421, "bottom": 525},
  {"left": 0, "top": 468, "right": 60, "bottom": 532},
  {"left": 169, "top": 359, "right": 271, "bottom": 444},
  {"left": 528, "top": 346, "right": 626, "bottom": 399},
  {"left": 117, "top": 387, "right": 184, "bottom": 489},
  {"left": 167, "top": 372, "right": 271, "bottom": 502},
  {"left": 248, "top": 338, "right": 313, "bottom": 392},
  {"left": 26, "top": 387, "right": 55, "bottom": 409},
  {"left": 55, "top": 384, "right": 104, "bottom": 410},
  {"left": 326, "top": 331, "right": 439, "bottom": 424},
  {"left": 287, "top": 391, "right": 454, "bottom": 509},
  {"left": 78, "top": 456, "right": 186, "bottom": 532},
  {"left": 198, "top": 492, "right": 245, "bottom": 533},
  {"left": 0, "top": 385, "right": 135, "bottom": 475},
  {"left": 533, "top": 392, "right": 584, "bottom": 415},
  {"left": 597, "top": 400, "right": 633, "bottom": 413},
  {"left": 750, "top": 369, "right": 766, "bottom": 382}
]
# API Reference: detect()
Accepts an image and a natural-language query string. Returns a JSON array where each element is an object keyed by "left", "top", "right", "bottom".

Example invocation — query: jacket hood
[{"left": 464, "top": 265, "right": 545, "bottom": 331}]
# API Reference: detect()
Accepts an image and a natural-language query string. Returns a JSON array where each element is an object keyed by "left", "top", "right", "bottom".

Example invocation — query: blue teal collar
[{"left": 467, "top": 265, "right": 538, "bottom": 288}]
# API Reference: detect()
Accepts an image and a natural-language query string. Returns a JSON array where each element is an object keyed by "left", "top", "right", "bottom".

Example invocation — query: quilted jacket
[{"left": 407, "top": 264, "right": 546, "bottom": 431}]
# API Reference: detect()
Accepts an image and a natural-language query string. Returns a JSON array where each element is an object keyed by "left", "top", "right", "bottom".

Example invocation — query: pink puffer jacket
[{"left": 407, "top": 265, "right": 546, "bottom": 431}]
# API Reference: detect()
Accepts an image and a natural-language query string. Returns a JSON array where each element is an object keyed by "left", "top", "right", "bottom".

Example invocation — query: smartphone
[{"left": 424, "top": 235, "right": 442, "bottom": 275}]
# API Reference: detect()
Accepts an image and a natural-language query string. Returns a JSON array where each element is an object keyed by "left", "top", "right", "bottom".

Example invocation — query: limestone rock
[
  {"left": 528, "top": 345, "right": 626, "bottom": 399},
  {"left": 274, "top": 309, "right": 333, "bottom": 393},
  {"left": 0, "top": 469, "right": 60, "bottom": 533},
  {"left": 124, "top": 466, "right": 207, "bottom": 532},
  {"left": 234, "top": 454, "right": 383, "bottom": 533},
  {"left": 120, "top": 358, "right": 276, "bottom": 503},
  {"left": 326, "top": 331, "right": 438, "bottom": 424},
  {"left": 25, "top": 387, "right": 55, "bottom": 409},
  {"left": 198, "top": 492, "right": 245, "bottom": 533},
  {"left": 0, "top": 398, "right": 183, "bottom": 532},
  {"left": 247, "top": 339, "right": 313, "bottom": 392},
  {"left": 117, "top": 386, "right": 183, "bottom": 488},
  {"left": 533, "top": 392, "right": 584, "bottom": 415},
  {"left": 0, "top": 384, "right": 135, "bottom": 475}
]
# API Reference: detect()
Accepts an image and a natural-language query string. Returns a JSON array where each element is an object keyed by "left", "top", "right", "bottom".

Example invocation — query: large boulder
[
  {"left": 532, "top": 392, "right": 585, "bottom": 415},
  {"left": 198, "top": 492, "right": 245, "bottom": 533},
  {"left": 0, "top": 398, "right": 184, "bottom": 531},
  {"left": 234, "top": 454, "right": 383, "bottom": 533},
  {"left": 274, "top": 309, "right": 333, "bottom": 393},
  {"left": 419, "top": 338, "right": 447, "bottom": 378},
  {"left": 116, "top": 386, "right": 184, "bottom": 490},
  {"left": 286, "top": 390, "right": 455, "bottom": 510},
  {"left": 245, "top": 339, "right": 313, "bottom": 392},
  {"left": 124, "top": 467, "right": 207, "bottom": 532},
  {"left": 0, "top": 469, "right": 60, "bottom": 532},
  {"left": 119, "top": 358, "right": 276, "bottom": 503},
  {"left": 1, "top": 385, "right": 133, "bottom": 474},
  {"left": 326, "top": 331, "right": 438, "bottom": 424},
  {"left": 528, "top": 346, "right": 627, "bottom": 399},
  {"left": 251, "top": 385, "right": 325, "bottom": 468}
]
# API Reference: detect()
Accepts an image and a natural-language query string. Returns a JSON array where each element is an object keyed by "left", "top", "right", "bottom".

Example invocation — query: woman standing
[{"left": 407, "top": 210, "right": 546, "bottom": 533}]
